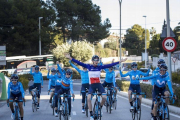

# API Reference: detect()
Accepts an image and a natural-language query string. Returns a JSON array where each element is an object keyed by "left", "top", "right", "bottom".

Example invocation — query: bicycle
[
  {"left": 32, "top": 87, "right": 39, "bottom": 112},
  {"left": 7, "top": 97, "right": 25, "bottom": 120},
  {"left": 155, "top": 93, "right": 175, "bottom": 120},
  {"left": 58, "top": 93, "right": 74, "bottom": 120},
  {"left": 48, "top": 89, "right": 55, "bottom": 115},
  {"left": 131, "top": 90, "right": 146, "bottom": 120},
  {"left": 92, "top": 89, "right": 102, "bottom": 120},
  {"left": 105, "top": 86, "right": 113, "bottom": 114}
]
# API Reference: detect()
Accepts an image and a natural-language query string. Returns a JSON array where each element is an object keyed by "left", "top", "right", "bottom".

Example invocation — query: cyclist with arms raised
[
  {"left": 138, "top": 64, "right": 174, "bottom": 120},
  {"left": 7, "top": 74, "right": 25, "bottom": 120},
  {"left": 54, "top": 61, "right": 75, "bottom": 119},
  {"left": 47, "top": 68, "right": 58, "bottom": 103},
  {"left": 69, "top": 60, "right": 89, "bottom": 113},
  {"left": 65, "top": 54, "right": 126, "bottom": 120},
  {"left": 120, "top": 62, "right": 150, "bottom": 111},
  {"left": 29, "top": 65, "right": 43, "bottom": 109}
]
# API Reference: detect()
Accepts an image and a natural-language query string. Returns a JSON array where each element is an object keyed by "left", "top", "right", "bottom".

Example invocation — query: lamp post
[
  {"left": 143, "top": 15, "right": 147, "bottom": 68},
  {"left": 118, "top": 0, "right": 122, "bottom": 65},
  {"left": 39, "top": 17, "right": 43, "bottom": 55}
]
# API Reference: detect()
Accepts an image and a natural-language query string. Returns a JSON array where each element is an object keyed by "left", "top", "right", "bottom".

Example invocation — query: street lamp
[
  {"left": 143, "top": 15, "right": 147, "bottom": 68},
  {"left": 118, "top": 0, "right": 122, "bottom": 64},
  {"left": 39, "top": 17, "right": 43, "bottom": 55}
]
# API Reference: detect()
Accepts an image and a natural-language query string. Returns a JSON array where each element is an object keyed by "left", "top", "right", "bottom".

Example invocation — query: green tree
[
  {"left": 122, "top": 24, "right": 150, "bottom": 55},
  {"left": 0, "top": 0, "right": 56, "bottom": 56},
  {"left": 51, "top": 0, "right": 111, "bottom": 43}
]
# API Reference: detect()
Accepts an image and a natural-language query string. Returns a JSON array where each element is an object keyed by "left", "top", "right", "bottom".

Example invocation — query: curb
[{"left": 117, "top": 91, "right": 180, "bottom": 115}]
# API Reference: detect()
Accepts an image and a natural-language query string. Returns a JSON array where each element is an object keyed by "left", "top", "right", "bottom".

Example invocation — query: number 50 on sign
[{"left": 162, "top": 37, "right": 177, "bottom": 52}]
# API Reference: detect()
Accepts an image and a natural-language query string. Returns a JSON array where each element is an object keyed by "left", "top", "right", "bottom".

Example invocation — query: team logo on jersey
[
  {"left": 157, "top": 80, "right": 165, "bottom": 85},
  {"left": 56, "top": 80, "right": 61, "bottom": 83}
]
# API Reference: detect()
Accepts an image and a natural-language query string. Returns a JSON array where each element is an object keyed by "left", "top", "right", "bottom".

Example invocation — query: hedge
[{"left": 116, "top": 80, "right": 180, "bottom": 107}]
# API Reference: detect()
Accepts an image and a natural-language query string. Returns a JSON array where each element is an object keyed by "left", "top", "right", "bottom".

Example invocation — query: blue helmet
[
  {"left": 92, "top": 55, "right": 99, "bottom": 61},
  {"left": 131, "top": 62, "right": 137, "bottom": 67},
  {"left": 159, "top": 63, "right": 168, "bottom": 70},
  {"left": 158, "top": 59, "right": 165, "bottom": 65},
  {"left": 66, "top": 69, "right": 73, "bottom": 75},
  {"left": 34, "top": 65, "right": 39, "bottom": 70},
  {"left": 51, "top": 68, "right": 56, "bottom": 72},
  {"left": 10, "top": 74, "right": 19, "bottom": 80}
]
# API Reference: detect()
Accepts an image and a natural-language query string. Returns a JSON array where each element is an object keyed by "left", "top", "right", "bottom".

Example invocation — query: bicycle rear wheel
[
  {"left": 85, "top": 99, "right": 88, "bottom": 117},
  {"left": 106, "top": 98, "right": 109, "bottom": 113},
  {"left": 98, "top": 102, "right": 101, "bottom": 120},
  {"left": 109, "top": 97, "right": 112, "bottom": 114},
  {"left": 52, "top": 99, "right": 55, "bottom": 115},
  {"left": 32, "top": 103, "right": 34, "bottom": 112}
]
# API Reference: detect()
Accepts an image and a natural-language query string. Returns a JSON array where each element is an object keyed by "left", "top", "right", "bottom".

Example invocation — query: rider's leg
[
  {"left": 9, "top": 98, "right": 14, "bottom": 113},
  {"left": 128, "top": 90, "right": 133, "bottom": 106},
  {"left": 101, "top": 95, "right": 107, "bottom": 107},
  {"left": 29, "top": 84, "right": 35, "bottom": 96},
  {"left": 87, "top": 94, "right": 92, "bottom": 111},
  {"left": 164, "top": 91, "right": 170, "bottom": 104},
  {"left": 151, "top": 86, "right": 154, "bottom": 116},
  {"left": 18, "top": 102, "right": 24, "bottom": 117},
  {"left": 68, "top": 97, "right": 71, "bottom": 115},
  {"left": 152, "top": 102, "right": 158, "bottom": 116},
  {"left": 82, "top": 92, "right": 86, "bottom": 107}
]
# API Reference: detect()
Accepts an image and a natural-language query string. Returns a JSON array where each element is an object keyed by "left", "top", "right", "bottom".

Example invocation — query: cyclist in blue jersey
[
  {"left": 47, "top": 67, "right": 58, "bottom": 103},
  {"left": 65, "top": 54, "right": 126, "bottom": 120},
  {"left": 150, "top": 59, "right": 167, "bottom": 117},
  {"left": 7, "top": 74, "right": 25, "bottom": 120},
  {"left": 120, "top": 62, "right": 150, "bottom": 111},
  {"left": 29, "top": 65, "right": 43, "bottom": 109},
  {"left": 54, "top": 61, "right": 75, "bottom": 118},
  {"left": 69, "top": 60, "right": 89, "bottom": 113},
  {"left": 138, "top": 64, "right": 174, "bottom": 120}
]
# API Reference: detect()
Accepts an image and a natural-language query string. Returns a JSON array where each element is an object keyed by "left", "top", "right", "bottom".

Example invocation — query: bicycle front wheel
[
  {"left": 164, "top": 105, "right": 169, "bottom": 120},
  {"left": 109, "top": 97, "right": 112, "bottom": 114},
  {"left": 137, "top": 99, "right": 141, "bottom": 120},
  {"left": 98, "top": 102, "right": 102, "bottom": 120},
  {"left": 32, "top": 103, "right": 34, "bottom": 112},
  {"left": 85, "top": 99, "right": 88, "bottom": 117},
  {"left": 14, "top": 106, "right": 19, "bottom": 120},
  {"left": 52, "top": 99, "right": 55, "bottom": 115}
]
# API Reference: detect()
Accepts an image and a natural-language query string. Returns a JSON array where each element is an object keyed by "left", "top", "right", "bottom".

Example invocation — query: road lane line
[
  {"left": 117, "top": 95, "right": 180, "bottom": 119},
  {"left": 72, "top": 104, "right": 73, "bottom": 107},
  {"left": 72, "top": 111, "right": 76, "bottom": 115}
]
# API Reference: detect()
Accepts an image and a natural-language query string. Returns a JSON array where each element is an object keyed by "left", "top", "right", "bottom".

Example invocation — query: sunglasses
[
  {"left": 11, "top": 79, "right": 18, "bottom": 81},
  {"left": 132, "top": 66, "right": 137, "bottom": 68},
  {"left": 160, "top": 69, "right": 166, "bottom": 71},
  {"left": 93, "top": 59, "right": 99, "bottom": 61},
  {"left": 66, "top": 73, "right": 71, "bottom": 75}
]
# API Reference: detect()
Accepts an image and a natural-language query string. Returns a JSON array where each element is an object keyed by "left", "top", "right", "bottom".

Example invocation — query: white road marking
[
  {"left": 72, "top": 104, "right": 73, "bottom": 107},
  {"left": 117, "top": 95, "right": 180, "bottom": 119},
  {"left": 72, "top": 111, "right": 76, "bottom": 115}
]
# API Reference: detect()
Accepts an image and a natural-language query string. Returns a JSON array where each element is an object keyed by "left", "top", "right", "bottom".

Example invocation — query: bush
[
  {"left": 172, "top": 72, "right": 180, "bottom": 84},
  {"left": 151, "top": 54, "right": 159, "bottom": 60},
  {"left": 116, "top": 80, "right": 180, "bottom": 107},
  {"left": 18, "top": 74, "right": 30, "bottom": 90}
]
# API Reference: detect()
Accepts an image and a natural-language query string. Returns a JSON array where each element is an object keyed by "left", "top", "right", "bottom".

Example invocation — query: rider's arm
[
  {"left": 113, "top": 72, "right": 116, "bottom": 87},
  {"left": 47, "top": 71, "right": 50, "bottom": 79},
  {"left": 19, "top": 82, "right": 25, "bottom": 98},
  {"left": 48, "top": 79, "right": 51, "bottom": 91},
  {"left": 167, "top": 76, "right": 174, "bottom": 96},
  {"left": 71, "top": 58, "right": 88, "bottom": 68},
  {"left": 30, "top": 67, "right": 34, "bottom": 75},
  {"left": 7, "top": 83, "right": 11, "bottom": 99},
  {"left": 139, "top": 69, "right": 150, "bottom": 76},
  {"left": 138, "top": 75, "right": 155, "bottom": 80},
  {"left": 101, "top": 62, "right": 119, "bottom": 69},
  {"left": 70, "top": 80, "right": 74, "bottom": 94},
  {"left": 119, "top": 70, "right": 129, "bottom": 77},
  {"left": 69, "top": 60, "right": 81, "bottom": 73},
  {"left": 57, "top": 63, "right": 64, "bottom": 76}
]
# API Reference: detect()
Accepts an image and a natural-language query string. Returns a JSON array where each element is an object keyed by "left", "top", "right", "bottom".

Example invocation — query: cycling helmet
[
  {"left": 92, "top": 55, "right": 99, "bottom": 61},
  {"left": 66, "top": 69, "right": 73, "bottom": 75},
  {"left": 131, "top": 62, "right": 137, "bottom": 67},
  {"left": 10, "top": 74, "right": 19, "bottom": 80},
  {"left": 51, "top": 68, "right": 56, "bottom": 72},
  {"left": 34, "top": 65, "right": 39, "bottom": 70},
  {"left": 159, "top": 63, "right": 168, "bottom": 70},
  {"left": 158, "top": 59, "right": 165, "bottom": 65}
]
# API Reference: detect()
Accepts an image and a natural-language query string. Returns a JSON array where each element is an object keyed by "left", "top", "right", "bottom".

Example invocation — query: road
[{"left": 0, "top": 80, "right": 180, "bottom": 120}]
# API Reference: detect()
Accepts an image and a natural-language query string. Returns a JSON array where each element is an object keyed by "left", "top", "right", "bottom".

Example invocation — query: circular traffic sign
[{"left": 162, "top": 37, "right": 177, "bottom": 52}]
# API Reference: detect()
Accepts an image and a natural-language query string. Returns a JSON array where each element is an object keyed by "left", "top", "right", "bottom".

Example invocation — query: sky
[{"left": 91, "top": 0, "right": 180, "bottom": 35}]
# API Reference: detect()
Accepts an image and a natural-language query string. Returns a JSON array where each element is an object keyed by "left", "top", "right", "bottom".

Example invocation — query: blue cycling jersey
[
  {"left": 7, "top": 82, "right": 25, "bottom": 99},
  {"left": 71, "top": 58, "right": 119, "bottom": 84},
  {"left": 139, "top": 73, "right": 173, "bottom": 96},
  {"left": 56, "top": 64, "right": 74, "bottom": 94},
  {"left": 104, "top": 68, "right": 116, "bottom": 87},
  {"left": 30, "top": 68, "right": 43, "bottom": 85},
  {"left": 151, "top": 67, "right": 169, "bottom": 85},
  {"left": 120, "top": 69, "right": 150, "bottom": 85},
  {"left": 69, "top": 61, "right": 89, "bottom": 84},
  {"left": 47, "top": 72, "right": 58, "bottom": 90}
]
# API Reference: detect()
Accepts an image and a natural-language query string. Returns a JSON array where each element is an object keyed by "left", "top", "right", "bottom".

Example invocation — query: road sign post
[{"left": 172, "top": 57, "right": 177, "bottom": 72}]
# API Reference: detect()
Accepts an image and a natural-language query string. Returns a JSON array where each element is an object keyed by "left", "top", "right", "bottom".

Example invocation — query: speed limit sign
[{"left": 162, "top": 37, "right": 177, "bottom": 52}]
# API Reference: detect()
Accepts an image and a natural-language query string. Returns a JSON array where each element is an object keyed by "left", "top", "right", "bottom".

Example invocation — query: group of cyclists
[{"left": 6, "top": 53, "right": 176, "bottom": 120}]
